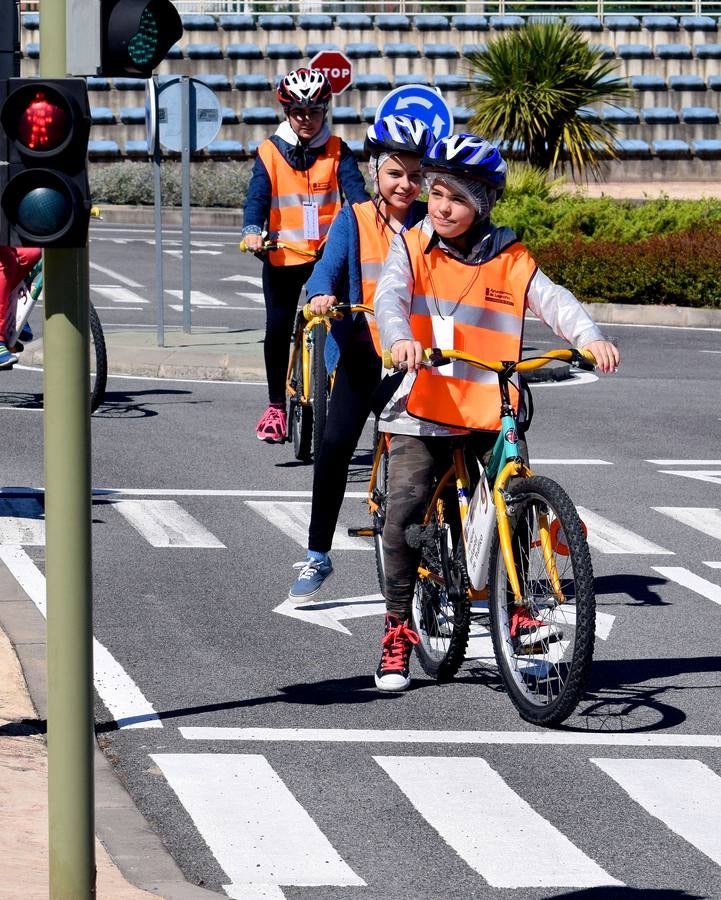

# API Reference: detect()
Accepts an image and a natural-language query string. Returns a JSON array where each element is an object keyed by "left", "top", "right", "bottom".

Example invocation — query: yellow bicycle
[{"left": 364, "top": 346, "right": 597, "bottom": 727}]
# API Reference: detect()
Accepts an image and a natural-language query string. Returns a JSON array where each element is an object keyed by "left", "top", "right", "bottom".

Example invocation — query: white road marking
[
  {"left": 653, "top": 506, "right": 721, "bottom": 539},
  {"left": 647, "top": 459, "right": 721, "bottom": 465},
  {"left": 90, "top": 306, "right": 143, "bottom": 311},
  {"left": 223, "top": 274, "right": 263, "bottom": 287},
  {"left": 274, "top": 593, "right": 386, "bottom": 634},
  {"left": 235, "top": 291, "right": 265, "bottom": 303},
  {"left": 179, "top": 727, "right": 721, "bottom": 748},
  {"left": 593, "top": 758, "right": 721, "bottom": 866},
  {"left": 651, "top": 566, "right": 721, "bottom": 606},
  {"left": 376, "top": 756, "right": 620, "bottom": 888},
  {"left": 0, "top": 545, "right": 161, "bottom": 729},
  {"left": 164, "top": 290, "right": 225, "bottom": 307},
  {"left": 111, "top": 499, "right": 225, "bottom": 548},
  {"left": 0, "top": 498, "right": 45, "bottom": 544},
  {"left": 531, "top": 459, "right": 612, "bottom": 465},
  {"left": 89, "top": 261, "right": 142, "bottom": 287},
  {"left": 533, "top": 371, "right": 598, "bottom": 386},
  {"left": 659, "top": 470, "right": 721, "bottom": 485},
  {"left": 577, "top": 507, "right": 672, "bottom": 555},
  {"left": 703, "top": 561, "right": 721, "bottom": 569},
  {"left": 164, "top": 249, "right": 222, "bottom": 256},
  {"left": 245, "top": 501, "right": 371, "bottom": 550},
  {"left": 151, "top": 754, "right": 365, "bottom": 896},
  {"left": 91, "top": 285, "right": 149, "bottom": 304}
]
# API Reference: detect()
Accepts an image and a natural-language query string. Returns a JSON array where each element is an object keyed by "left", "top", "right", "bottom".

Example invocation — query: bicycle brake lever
[{"left": 571, "top": 349, "right": 595, "bottom": 371}]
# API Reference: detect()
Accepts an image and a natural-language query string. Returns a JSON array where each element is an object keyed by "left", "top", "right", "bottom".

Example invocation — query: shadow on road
[{"left": 595, "top": 573, "right": 670, "bottom": 607}]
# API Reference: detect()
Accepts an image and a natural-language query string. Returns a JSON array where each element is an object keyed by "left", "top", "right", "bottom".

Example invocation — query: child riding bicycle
[
  {"left": 372, "top": 133, "right": 620, "bottom": 692},
  {"left": 241, "top": 68, "right": 369, "bottom": 444},
  {"left": 0, "top": 246, "right": 41, "bottom": 368}
]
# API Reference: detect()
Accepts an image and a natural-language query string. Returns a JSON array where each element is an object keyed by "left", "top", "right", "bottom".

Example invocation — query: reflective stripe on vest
[
  {"left": 353, "top": 200, "right": 396, "bottom": 355},
  {"left": 404, "top": 229, "right": 536, "bottom": 432},
  {"left": 257, "top": 137, "right": 342, "bottom": 266}
]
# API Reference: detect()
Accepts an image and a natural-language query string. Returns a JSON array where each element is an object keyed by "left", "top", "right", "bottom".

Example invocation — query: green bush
[{"left": 89, "top": 160, "right": 253, "bottom": 207}]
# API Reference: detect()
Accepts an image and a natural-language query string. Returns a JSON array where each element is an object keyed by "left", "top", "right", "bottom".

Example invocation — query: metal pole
[
  {"left": 153, "top": 77, "right": 165, "bottom": 348},
  {"left": 181, "top": 74, "right": 191, "bottom": 333},
  {"left": 41, "top": 0, "right": 96, "bottom": 895}
]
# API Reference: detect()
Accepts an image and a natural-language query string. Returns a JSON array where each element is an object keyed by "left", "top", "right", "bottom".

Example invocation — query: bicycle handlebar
[
  {"left": 239, "top": 238, "right": 319, "bottom": 259},
  {"left": 381, "top": 346, "right": 597, "bottom": 373},
  {"left": 301, "top": 302, "right": 374, "bottom": 322}
]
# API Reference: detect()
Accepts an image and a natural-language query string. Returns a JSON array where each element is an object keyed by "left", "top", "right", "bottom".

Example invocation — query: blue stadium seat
[
  {"left": 567, "top": 15, "right": 603, "bottom": 31},
  {"left": 186, "top": 43, "right": 222, "bottom": 60},
  {"left": 452, "top": 106, "right": 473, "bottom": 123},
  {"left": 243, "top": 107, "right": 279, "bottom": 125},
  {"left": 652, "top": 138, "right": 691, "bottom": 158},
  {"left": 226, "top": 43, "right": 263, "bottom": 60},
  {"left": 113, "top": 78, "right": 145, "bottom": 91},
  {"left": 181, "top": 14, "right": 217, "bottom": 31},
  {"left": 618, "top": 44, "right": 654, "bottom": 59},
  {"left": 207, "top": 140, "right": 245, "bottom": 156},
  {"left": 345, "top": 42, "right": 382, "bottom": 59},
  {"left": 641, "top": 106, "right": 679, "bottom": 124},
  {"left": 656, "top": 43, "right": 693, "bottom": 59},
  {"left": 695, "top": 44, "right": 721, "bottom": 59},
  {"left": 414, "top": 14, "right": 450, "bottom": 31},
  {"left": 681, "top": 106, "right": 719, "bottom": 123},
  {"left": 669, "top": 75, "right": 706, "bottom": 91},
  {"left": 462, "top": 44, "right": 488, "bottom": 58},
  {"left": 258, "top": 15, "right": 295, "bottom": 30},
  {"left": 681, "top": 16, "right": 717, "bottom": 32},
  {"left": 708, "top": 75, "right": 721, "bottom": 90},
  {"left": 451, "top": 15, "right": 489, "bottom": 31},
  {"left": 335, "top": 14, "right": 373, "bottom": 30},
  {"left": 87, "top": 77, "right": 111, "bottom": 91},
  {"left": 614, "top": 138, "right": 651, "bottom": 158},
  {"left": 119, "top": 107, "right": 145, "bottom": 124},
  {"left": 384, "top": 43, "right": 420, "bottom": 58},
  {"left": 601, "top": 105, "right": 639, "bottom": 124},
  {"left": 332, "top": 106, "right": 361, "bottom": 124},
  {"left": 91, "top": 107, "right": 116, "bottom": 125},
  {"left": 125, "top": 141, "right": 149, "bottom": 157},
  {"left": 434, "top": 74, "right": 471, "bottom": 91},
  {"left": 305, "top": 43, "right": 340, "bottom": 57},
  {"left": 266, "top": 43, "right": 303, "bottom": 60},
  {"left": 25, "top": 42, "right": 39, "bottom": 59},
  {"left": 642, "top": 15, "right": 679, "bottom": 31},
  {"left": 195, "top": 74, "right": 231, "bottom": 91},
  {"left": 394, "top": 73, "right": 431, "bottom": 86},
  {"left": 346, "top": 139, "right": 364, "bottom": 156},
  {"left": 247, "top": 139, "right": 263, "bottom": 154},
  {"left": 234, "top": 74, "right": 272, "bottom": 91},
  {"left": 21, "top": 12, "right": 39, "bottom": 29},
  {"left": 630, "top": 75, "right": 667, "bottom": 91},
  {"left": 577, "top": 106, "right": 601, "bottom": 122},
  {"left": 362, "top": 106, "right": 378, "bottom": 123},
  {"left": 604, "top": 15, "right": 641, "bottom": 31},
  {"left": 165, "top": 44, "right": 183, "bottom": 60},
  {"left": 490, "top": 15, "right": 524, "bottom": 30},
  {"left": 221, "top": 107, "right": 239, "bottom": 124},
  {"left": 88, "top": 140, "right": 120, "bottom": 157},
  {"left": 692, "top": 138, "right": 721, "bottom": 158},
  {"left": 217, "top": 15, "right": 255, "bottom": 31},
  {"left": 298, "top": 14, "right": 334, "bottom": 30},
  {"left": 424, "top": 43, "right": 459, "bottom": 59},
  {"left": 354, "top": 74, "right": 393, "bottom": 91},
  {"left": 590, "top": 44, "right": 615, "bottom": 59},
  {"left": 374, "top": 15, "right": 411, "bottom": 31}
]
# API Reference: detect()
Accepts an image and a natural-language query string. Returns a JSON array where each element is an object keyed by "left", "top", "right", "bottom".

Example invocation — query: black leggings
[
  {"left": 308, "top": 321, "right": 382, "bottom": 553},
  {"left": 262, "top": 259, "right": 315, "bottom": 405}
]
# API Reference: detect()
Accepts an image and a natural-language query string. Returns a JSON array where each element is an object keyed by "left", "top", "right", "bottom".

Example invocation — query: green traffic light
[
  {"left": 17, "top": 187, "right": 72, "bottom": 236},
  {"left": 128, "top": 8, "right": 160, "bottom": 66}
]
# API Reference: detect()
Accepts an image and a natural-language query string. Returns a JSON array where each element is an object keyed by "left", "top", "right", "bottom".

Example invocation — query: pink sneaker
[{"left": 256, "top": 405, "right": 287, "bottom": 443}]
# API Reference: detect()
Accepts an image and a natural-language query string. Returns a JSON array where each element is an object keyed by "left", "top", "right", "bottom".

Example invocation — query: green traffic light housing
[{"left": 100, "top": 0, "right": 183, "bottom": 77}]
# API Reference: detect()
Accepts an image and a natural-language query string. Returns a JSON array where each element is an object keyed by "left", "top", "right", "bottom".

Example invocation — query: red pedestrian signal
[
  {"left": 100, "top": 0, "right": 183, "bottom": 77},
  {"left": 0, "top": 79, "right": 91, "bottom": 248}
]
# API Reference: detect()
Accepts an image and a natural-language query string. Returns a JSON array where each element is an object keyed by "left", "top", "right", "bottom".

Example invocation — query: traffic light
[
  {"left": 99, "top": 0, "right": 183, "bottom": 77},
  {"left": 0, "top": 78, "right": 91, "bottom": 248}
]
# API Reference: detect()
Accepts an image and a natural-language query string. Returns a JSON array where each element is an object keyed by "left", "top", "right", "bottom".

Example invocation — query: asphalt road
[{"left": 1, "top": 230, "right": 721, "bottom": 899}]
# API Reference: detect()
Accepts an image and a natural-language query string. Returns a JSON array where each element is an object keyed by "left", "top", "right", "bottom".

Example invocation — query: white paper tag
[
  {"left": 302, "top": 201, "right": 320, "bottom": 240},
  {"left": 431, "top": 314, "right": 454, "bottom": 378}
]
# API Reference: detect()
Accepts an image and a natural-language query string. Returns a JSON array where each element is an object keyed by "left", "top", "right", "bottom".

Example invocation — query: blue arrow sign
[{"left": 375, "top": 84, "right": 454, "bottom": 139}]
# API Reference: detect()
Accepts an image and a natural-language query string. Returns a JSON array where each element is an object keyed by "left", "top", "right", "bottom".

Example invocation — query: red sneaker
[
  {"left": 256, "top": 405, "right": 287, "bottom": 443},
  {"left": 510, "top": 607, "right": 562, "bottom": 648},
  {"left": 375, "top": 614, "right": 420, "bottom": 692}
]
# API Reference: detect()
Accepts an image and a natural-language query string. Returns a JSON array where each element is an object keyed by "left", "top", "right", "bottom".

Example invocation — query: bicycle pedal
[{"left": 348, "top": 526, "right": 380, "bottom": 537}]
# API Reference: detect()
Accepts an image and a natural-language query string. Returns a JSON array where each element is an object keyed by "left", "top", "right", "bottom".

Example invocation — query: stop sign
[{"left": 309, "top": 50, "right": 353, "bottom": 96}]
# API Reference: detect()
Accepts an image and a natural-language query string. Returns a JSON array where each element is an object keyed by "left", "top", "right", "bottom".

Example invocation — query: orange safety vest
[
  {"left": 404, "top": 229, "right": 537, "bottom": 432},
  {"left": 257, "top": 137, "right": 342, "bottom": 266},
  {"left": 352, "top": 199, "right": 398, "bottom": 355}
]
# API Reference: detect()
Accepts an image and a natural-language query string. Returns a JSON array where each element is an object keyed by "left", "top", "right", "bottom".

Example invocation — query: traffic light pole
[{"left": 41, "top": 0, "right": 96, "bottom": 896}]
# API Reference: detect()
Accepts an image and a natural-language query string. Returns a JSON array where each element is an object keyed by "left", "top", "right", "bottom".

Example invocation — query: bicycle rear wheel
[
  {"left": 488, "top": 475, "right": 595, "bottom": 727},
  {"left": 89, "top": 302, "right": 107, "bottom": 413},
  {"left": 310, "top": 324, "right": 328, "bottom": 461},
  {"left": 411, "top": 492, "right": 471, "bottom": 681}
]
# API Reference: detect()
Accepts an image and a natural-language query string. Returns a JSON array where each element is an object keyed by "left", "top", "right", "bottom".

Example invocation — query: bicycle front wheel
[
  {"left": 289, "top": 334, "right": 312, "bottom": 462},
  {"left": 371, "top": 423, "right": 389, "bottom": 594},
  {"left": 89, "top": 302, "right": 107, "bottom": 413},
  {"left": 488, "top": 475, "right": 595, "bottom": 727},
  {"left": 310, "top": 324, "right": 328, "bottom": 461}
]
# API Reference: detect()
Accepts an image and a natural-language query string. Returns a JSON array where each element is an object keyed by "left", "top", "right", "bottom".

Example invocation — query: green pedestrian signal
[{"left": 100, "top": 0, "right": 183, "bottom": 77}]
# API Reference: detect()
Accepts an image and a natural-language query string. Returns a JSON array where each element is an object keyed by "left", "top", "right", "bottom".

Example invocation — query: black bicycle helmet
[
  {"left": 423, "top": 134, "right": 507, "bottom": 194},
  {"left": 276, "top": 68, "right": 332, "bottom": 107},
  {"left": 364, "top": 114, "right": 435, "bottom": 158}
]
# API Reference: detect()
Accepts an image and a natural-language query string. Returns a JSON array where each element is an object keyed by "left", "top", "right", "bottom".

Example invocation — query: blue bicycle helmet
[
  {"left": 423, "top": 134, "right": 507, "bottom": 194},
  {"left": 364, "top": 114, "right": 435, "bottom": 158}
]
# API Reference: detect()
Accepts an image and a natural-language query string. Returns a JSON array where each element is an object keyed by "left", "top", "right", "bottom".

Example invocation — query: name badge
[
  {"left": 303, "top": 202, "right": 320, "bottom": 240},
  {"left": 431, "top": 314, "right": 454, "bottom": 378}
]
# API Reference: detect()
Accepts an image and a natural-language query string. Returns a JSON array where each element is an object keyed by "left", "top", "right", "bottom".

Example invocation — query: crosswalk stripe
[
  {"left": 576, "top": 507, "right": 672, "bottom": 555},
  {"left": 375, "top": 756, "right": 620, "bottom": 888},
  {"left": 245, "top": 501, "right": 371, "bottom": 550},
  {"left": 593, "top": 758, "right": 721, "bottom": 866},
  {"left": 0, "top": 498, "right": 45, "bottom": 545},
  {"left": 653, "top": 506, "right": 721, "bottom": 540},
  {"left": 164, "top": 290, "right": 226, "bottom": 307},
  {"left": 151, "top": 754, "right": 365, "bottom": 895},
  {"left": 91, "top": 285, "right": 149, "bottom": 304},
  {"left": 222, "top": 274, "right": 264, "bottom": 287},
  {"left": 651, "top": 566, "right": 721, "bottom": 606},
  {"left": 659, "top": 470, "right": 721, "bottom": 486},
  {"left": 111, "top": 499, "right": 225, "bottom": 548},
  {"left": 89, "top": 261, "right": 142, "bottom": 287},
  {"left": 235, "top": 291, "right": 265, "bottom": 303}
]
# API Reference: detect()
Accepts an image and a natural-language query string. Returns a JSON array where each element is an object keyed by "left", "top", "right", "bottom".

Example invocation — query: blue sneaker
[
  {"left": 288, "top": 556, "right": 333, "bottom": 603},
  {"left": 0, "top": 343, "right": 18, "bottom": 370}
]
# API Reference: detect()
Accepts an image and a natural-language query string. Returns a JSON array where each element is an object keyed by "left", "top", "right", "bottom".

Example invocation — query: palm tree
[{"left": 466, "top": 21, "right": 630, "bottom": 178}]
